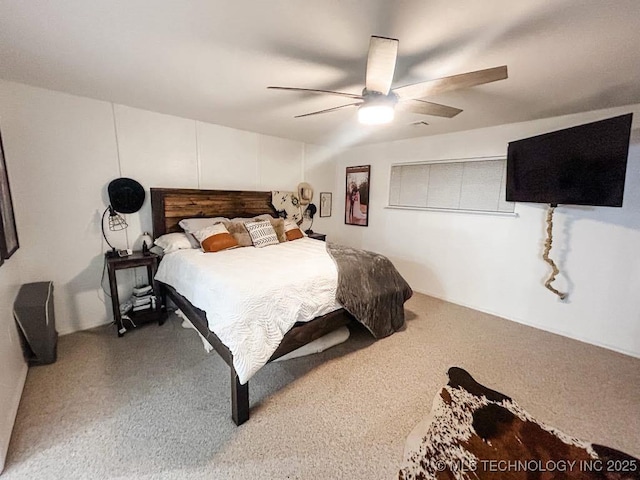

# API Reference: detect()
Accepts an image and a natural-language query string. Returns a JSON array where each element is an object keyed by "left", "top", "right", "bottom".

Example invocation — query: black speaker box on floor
[{"left": 13, "top": 281, "right": 57, "bottom": 366}]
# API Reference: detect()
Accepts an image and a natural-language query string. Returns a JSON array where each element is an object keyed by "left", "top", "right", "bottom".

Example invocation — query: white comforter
[{"left": 155, "top": 238, "right": 340, "bottom": 384}]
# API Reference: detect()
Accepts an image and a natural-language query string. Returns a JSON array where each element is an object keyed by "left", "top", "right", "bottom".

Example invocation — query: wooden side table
[
  {"left": 105, "top": 252, "right": 165, "bottom": 336},
  {"left": 307, "top": 232, "right": 326, "bottom": 241}
]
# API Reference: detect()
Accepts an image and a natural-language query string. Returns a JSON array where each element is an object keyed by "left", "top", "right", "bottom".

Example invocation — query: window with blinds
[{"left": 388, "top": 157, "right": 515, "bottom": 214}]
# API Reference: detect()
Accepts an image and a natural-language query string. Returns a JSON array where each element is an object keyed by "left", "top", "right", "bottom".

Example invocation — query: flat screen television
[{"left": 506, "top": 113, "right": 633, "bottom": 207}]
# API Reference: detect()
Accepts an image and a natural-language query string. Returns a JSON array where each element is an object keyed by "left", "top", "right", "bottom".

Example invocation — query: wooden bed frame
[{"left": 150, "top": 188, "right": 352, "bottom": 425}]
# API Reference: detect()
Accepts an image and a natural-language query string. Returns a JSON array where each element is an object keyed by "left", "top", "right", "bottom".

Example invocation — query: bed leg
[
  {"left": 231, "top": 367, "right": 249, "bottom": 425},
  {"left": 158, "top": 283, "right": 167, "bottom": 326}
]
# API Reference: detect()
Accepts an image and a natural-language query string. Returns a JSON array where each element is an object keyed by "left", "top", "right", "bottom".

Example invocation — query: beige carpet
[{"left": 4, "top": 293, "right": 640, "bottom": 479}]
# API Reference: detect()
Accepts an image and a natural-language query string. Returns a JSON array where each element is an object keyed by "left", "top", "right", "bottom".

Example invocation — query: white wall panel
[
  {"left": 197, "top": 122, "right": 259, "bottom": 190},
  {"left": 258, "top": 135, "right": 303, "bottom": 190},
  {"left": 115, "top": 105, "right": 198, "bottom": 239},
  {"left": 0, "top": 254, "right": 26, "bottom": 474},
  {"left": 302, "top": 144, "right": 344, "bottom": 242}
]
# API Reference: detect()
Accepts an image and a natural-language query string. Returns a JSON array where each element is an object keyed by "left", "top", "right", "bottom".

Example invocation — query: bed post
[{"left": 231, "top": 367, "right": 249, "bottom": 425}]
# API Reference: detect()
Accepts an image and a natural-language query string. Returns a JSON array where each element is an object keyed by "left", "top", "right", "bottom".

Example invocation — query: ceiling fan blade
[
  {"left": 365, "top": 36, "right": 399, "bottom": 95},
  {"left": 393, "top": 65, "right": 508, "bottom": 100},
  {"left": 396, "top": 99, "right": 463, "bottom": 118},
  {"left": 268, "top": 86, "right": 362, "bottom": 99},
  {"left": 294, "top": 103, "right": 361, "bottom": 118}
]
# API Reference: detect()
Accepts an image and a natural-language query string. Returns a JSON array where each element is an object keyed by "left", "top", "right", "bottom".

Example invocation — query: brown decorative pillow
[
  {"left": 267, "top": 217, "right": 287, "bottom": 243},
  {"left": 192, "top": 224, "right": 239, "bottom": 253},
  {"left": 286, "top": 228, "right": 304, "bottom": 241},
  {"left": 284, "top": 219, "right": 304, "bottom": 241},
  {"left": 222, "top": 221, "right": 253, "bottom": 247}
]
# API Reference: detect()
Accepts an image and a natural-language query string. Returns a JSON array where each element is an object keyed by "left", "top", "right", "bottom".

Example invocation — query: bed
[{"left": 151, "top": 187, "right": 411, "bottom": 425}]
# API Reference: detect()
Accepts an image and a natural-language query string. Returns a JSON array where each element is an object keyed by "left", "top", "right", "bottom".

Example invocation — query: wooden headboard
[{"left": 151, "top": 188, "right": 278, "bottom": 238}]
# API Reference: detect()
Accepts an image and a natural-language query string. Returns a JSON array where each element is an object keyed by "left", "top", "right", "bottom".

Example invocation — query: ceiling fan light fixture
[
  {"left": 358, "top": 104, "right": 395, "bottom": 125},
  {"left": 268, "top": 36, "right": 508, "bottom": 126}
]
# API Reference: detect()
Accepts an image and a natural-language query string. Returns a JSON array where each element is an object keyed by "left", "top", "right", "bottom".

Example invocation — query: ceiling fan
[{"left": 268, "top": 36, "right": 508, "bottom": 125}]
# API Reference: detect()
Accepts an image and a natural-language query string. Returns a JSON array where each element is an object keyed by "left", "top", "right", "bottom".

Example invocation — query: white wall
[
  {"left": 0, "top": 252, "right": 27, "bottom": 474},
  {"left": 0, "top": 80, "right": 306, "bottom": 471},
  {"left": 305, "top": 104, "right": 640, "bottom": 358}
]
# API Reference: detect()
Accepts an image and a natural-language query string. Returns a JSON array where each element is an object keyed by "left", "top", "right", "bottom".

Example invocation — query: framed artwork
[
  {"left": 345, "top": 165, "right": 370, "bottom": 227},
  {"left": 0, "top": 130, "right": 19, "bottom": 261},
  {"left": 319, "top": 192, "right": 332, "bottom": 217}
]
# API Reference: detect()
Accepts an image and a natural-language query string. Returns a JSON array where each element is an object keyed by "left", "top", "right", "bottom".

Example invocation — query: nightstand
[
  {"left": 105, "top": 252, "right": 166, "bottom": 337},
  {"left": 307, "top": 232, "right": 326, "bottom": 242}
]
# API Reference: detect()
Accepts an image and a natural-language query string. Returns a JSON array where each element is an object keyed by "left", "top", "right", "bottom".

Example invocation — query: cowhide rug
[{"left": 399, "top": 367, "right": 639, "bottom": 480}]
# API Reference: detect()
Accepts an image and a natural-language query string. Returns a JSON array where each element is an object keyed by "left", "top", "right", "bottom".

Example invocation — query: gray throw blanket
[{"left": 326, "top": 242, "right": 413, "bottom": 338}]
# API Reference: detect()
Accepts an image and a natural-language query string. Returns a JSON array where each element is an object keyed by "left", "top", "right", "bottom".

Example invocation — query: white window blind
[{"left": 389, "top": 157, "right": 515, "bottom": 214}]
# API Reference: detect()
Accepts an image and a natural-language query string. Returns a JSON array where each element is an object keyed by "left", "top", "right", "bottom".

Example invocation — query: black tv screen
[{"left": 506, "top": 113, "right": 633, "bottom": 207}]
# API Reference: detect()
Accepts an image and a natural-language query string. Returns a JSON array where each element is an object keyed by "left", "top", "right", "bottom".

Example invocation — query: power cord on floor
[{"left": 100, "top": 254, "right": 111, "bottom": 299}]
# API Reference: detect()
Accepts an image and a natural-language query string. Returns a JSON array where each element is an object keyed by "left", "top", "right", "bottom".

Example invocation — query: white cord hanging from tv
[{"left": 542, "top": 204, "right": 567, "bottom": 300}]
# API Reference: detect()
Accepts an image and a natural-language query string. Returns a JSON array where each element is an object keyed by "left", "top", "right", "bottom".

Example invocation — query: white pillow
[
  {"left": 184, "top": 233, "right": 201, "bottom": 248},
  {"left": 149, "top": 245, "right": 165, "bottom": 256},
  {"left": 192, "top": 223, "right": 228, "bottom": 242},
  {"left": 178, "top": 217, "right": 229, "bottom": 233},
  {"left": 154, "top": 233, "right": 194, "bottom": 254},
  {"left": 245, "top": 220, "right": 279, "bottom": 248}
]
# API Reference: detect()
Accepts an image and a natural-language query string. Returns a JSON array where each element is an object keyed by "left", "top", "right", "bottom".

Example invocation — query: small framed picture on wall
[
  {"left": 320, "top": 192, "right": 332, "bottom": 217},
  {"left": 345, "top": 165, "right": 370, "bottom": 227}
]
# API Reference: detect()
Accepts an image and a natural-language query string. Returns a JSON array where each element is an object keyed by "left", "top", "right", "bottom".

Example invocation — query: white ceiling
[{"left": 1, "top": 0, "right": 640, "bottom": 146}]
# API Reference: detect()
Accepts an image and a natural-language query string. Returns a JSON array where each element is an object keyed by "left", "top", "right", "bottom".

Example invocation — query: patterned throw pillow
[
  {"left": 283, "top": 219, "right": 304, "bottom": 241},
  {"left": 192, "top": 223, "right": 239, "bottom": 253},
  {"left": 245, "top": 220, "right": 280, "bottom": 248}
]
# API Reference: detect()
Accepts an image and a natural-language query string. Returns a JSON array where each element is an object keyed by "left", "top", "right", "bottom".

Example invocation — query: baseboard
[
  {"left": 57, "top": 318, "right": 112, "bottom": 336},
  {"left": 414, "top": 288, "right": 640, "bottom": 360},
  {"left": 0, "top": 363, "right": 27, "bottom": 476}
]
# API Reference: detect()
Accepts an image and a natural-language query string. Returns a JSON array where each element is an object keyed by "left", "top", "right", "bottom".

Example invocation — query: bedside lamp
[
  {"left": 106, "top": 206, "right": 127, "bottom": 231},
  {"left": 102, "top": 178, "right": 145, "bottom": 257},
  {"left": 141, "top": 232, "right": 153, "bottom": 256}
]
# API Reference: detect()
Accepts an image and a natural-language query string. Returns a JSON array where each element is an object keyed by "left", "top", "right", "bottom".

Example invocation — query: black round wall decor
[{"left": 107, "top": 178, "right": 145, "bottom": 214}]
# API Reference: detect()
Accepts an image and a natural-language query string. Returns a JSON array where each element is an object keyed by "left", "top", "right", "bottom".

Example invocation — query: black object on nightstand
[
  {"left": 105, "top": 251, "right": 166, "bottom": 337},
  {"left": 307, "top": 232, "right": 326, "bottom": 242}
]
